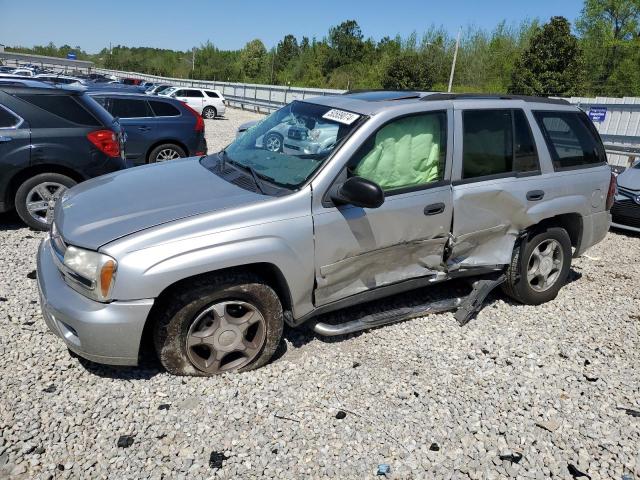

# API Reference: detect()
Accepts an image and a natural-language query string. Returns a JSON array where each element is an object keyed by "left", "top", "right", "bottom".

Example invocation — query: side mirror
[{"left": 331, "top": 176, "right": 385, "bottom": 209}]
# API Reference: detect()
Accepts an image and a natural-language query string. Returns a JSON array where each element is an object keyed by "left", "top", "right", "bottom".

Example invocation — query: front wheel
[
  {"left": 14, "top": 173, "right": 76, "bottom": 230},
  {"left": 153, "top": 273, "right": 284, "bottom": 376},
  {"left": 502, "top": 227, "right": 572, "bottom": 305}
]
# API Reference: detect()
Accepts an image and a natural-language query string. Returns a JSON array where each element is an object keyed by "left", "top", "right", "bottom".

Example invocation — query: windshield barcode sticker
[{"left": 322, "top": 109, "right": 360, "bottom": 125}]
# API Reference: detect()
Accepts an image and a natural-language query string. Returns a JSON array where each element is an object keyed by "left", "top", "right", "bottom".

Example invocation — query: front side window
[
  {"left": 350, "top": 112, "right": 447, "bottom": 192},
  {"left": 185, "top": 90, "right": 203, "bottom": 98},
  {"left": 210, "top": 100, "right": 362, "bottom": 189},
  {"left": 462, "top": 109, "right": 539, "bottom": 180},
  {"left": 534, "top": 111, "right": 605, "bottom": 170},
  {"left": 0, "top": 105, "right": 20, "bottom": 128}
]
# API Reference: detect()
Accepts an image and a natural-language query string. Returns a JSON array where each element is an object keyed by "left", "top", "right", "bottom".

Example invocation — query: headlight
[{"left": 63, "top": 246, "right": 117, "bottom": 302}]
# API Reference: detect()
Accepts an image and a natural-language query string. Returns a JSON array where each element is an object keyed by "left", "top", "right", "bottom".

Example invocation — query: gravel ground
[{"left": 1, "top": 109, "right": 639, "bottom": 479}]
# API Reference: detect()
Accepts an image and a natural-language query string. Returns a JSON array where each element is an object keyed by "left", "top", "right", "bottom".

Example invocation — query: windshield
[
  {"left": 161, "top": 87, "right": 176, "bottom": 95},
  {"left": 220, "top": 100, "right": 362, "bottom": 189}
]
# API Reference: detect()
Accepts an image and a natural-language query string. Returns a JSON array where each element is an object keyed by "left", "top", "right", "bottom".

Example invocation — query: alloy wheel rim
[
  {"left": 526, "top": 239, "right": 564, "bottom": 292},
  {"left": 186, "top": 300, "right": 267, "bottom": 374},
  {"left": 265, "top": 135, "right": 281, "bottom": 152},
  {"left": 25, "top": 182, "right": 67, "bottom": 225},
  {"left": 204, "top": 108, "right": 216, "bottom": 119},
  {"left": 156, "top": 149, "right": 180, "bottom": 161}
]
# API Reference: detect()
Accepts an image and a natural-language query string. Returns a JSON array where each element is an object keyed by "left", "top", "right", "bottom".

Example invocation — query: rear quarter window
[
  {"left": 17, "top": 93, "right": 100, "bottom": 127},
  {"left": 534, "top": 111, "right": 606, "bottom": 170},
  {"left": 205, "top": 90, "right": 219, "bottom": 98},
  {"left": 149, "top": 101, "right": 181, "bottom": 117}
]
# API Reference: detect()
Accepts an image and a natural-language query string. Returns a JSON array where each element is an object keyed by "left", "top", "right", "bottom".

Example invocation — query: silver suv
[{"left": 37, "top": 91, "right": 614, "bottom": 376}]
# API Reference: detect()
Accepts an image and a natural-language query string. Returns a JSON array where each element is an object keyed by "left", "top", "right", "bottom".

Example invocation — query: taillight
[
  {"left": 87, "top": 130, "right": 120, "bottom": 158},
  {"left": 181, "top": 102, "right": 204, "bottom": 133},
  {"left": 605, "top": 172, "right": 617, "bottom": 210}
]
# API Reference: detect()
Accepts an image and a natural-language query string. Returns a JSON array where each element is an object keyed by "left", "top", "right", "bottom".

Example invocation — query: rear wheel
[
  {"left": 148, "top": 143, "right": 186, "bottom": 163},
  {"left": 202, "top": 106, "right": 217, "bottom": 119},
  {"left": 153, "top": 273, "right": 284, "bottom": 376},
  {"left": 502, "top": 227, "right": 572, "bottom": 305},
  {"left": 14, "top": 173, "right": 76, "bottom": 230}
]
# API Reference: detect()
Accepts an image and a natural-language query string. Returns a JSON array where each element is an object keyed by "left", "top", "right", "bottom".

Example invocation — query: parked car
[
  {"left": 0, "top": 79, "right": 126, "bottom": 229},
  {"left": 145, "top": 84, "right": 173, "bottom": 95},
  {"left": 37, "top": 92, "right": 613, "bottom": 375},
  {"left": 34, "top": 74, "right": 86, "bottom": 86},
  {"left": 611, "top": 162, "right": 640, "bottom": 232},
  {"left": 9, "top": 68, "right": 35, "bottom": 77},
  {"left": 121, "top": 78, "right": 142, "bottom": 86},
  {"left": 89, "top": 92, "right": 207, "bottom": 164},
  {"left": 159, "top": 87, "right": 225, "bottom": 119}
]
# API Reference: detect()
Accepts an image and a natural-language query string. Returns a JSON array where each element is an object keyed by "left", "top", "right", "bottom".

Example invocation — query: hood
[
  {"left": 616, "top": 166, "right": 640, "bottom": 192},
  {"left": 56, "top": 157, "right": 265, "bottom": 249}
]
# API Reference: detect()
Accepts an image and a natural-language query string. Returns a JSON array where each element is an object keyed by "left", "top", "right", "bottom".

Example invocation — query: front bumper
[
  {"left": 37, "top": 238, "right": 154, "bottom": 366},
  {"left": 610, "top": 196, "right": 640, "bottom": 233}
]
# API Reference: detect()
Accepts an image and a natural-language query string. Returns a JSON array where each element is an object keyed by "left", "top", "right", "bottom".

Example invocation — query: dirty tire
[
  {"left": 502, "top": 227, "right": 572, "bottom": 305},
  {"left": 153, "top": 273, "right": 284, "bottom": 376},
  {"left": 148, "top": 143, "right": 186, "bottom": 163},
  {"left": 15, "top": 173, "right": 76, "bottom": 231}
]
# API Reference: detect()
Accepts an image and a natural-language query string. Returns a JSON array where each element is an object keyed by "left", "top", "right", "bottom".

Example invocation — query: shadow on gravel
[
  {"left": 0, "top": 211, "right": 26, "bottom": 231},
  {"left": 74, "top": 350, "right": 162, "bottom": 380}
]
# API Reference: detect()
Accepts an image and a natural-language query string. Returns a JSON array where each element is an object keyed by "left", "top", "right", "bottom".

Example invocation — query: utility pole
[
  {"left": 270, "top": 45, "right": 277, "bottom": 85},
  {"left": 448, "top": 28, "right": 461, "bottom": 93},
  {"left": 192, "top": 47, "right": 195, "bottom": 72}
]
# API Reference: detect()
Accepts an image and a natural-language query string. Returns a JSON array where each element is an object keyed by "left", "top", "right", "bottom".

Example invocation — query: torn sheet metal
[
  {"left": 315, "top": 237, "right": 447, "bottom": 305},
  {"left": 448, "top": 187, "right": 533, "bottom": 269}
]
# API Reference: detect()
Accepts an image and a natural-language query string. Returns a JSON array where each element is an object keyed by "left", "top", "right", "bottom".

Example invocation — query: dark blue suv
[{"left": 89, "top": 92, "right": 207, "bottom": 165}]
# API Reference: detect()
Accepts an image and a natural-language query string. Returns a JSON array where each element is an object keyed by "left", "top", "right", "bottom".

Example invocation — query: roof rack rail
[{"left": 420, "top": 93, "right": 570, "bottom": 106}]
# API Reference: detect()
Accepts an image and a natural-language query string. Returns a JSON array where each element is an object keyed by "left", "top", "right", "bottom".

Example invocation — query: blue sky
[{"left": 1, "top": 0, "right": 586, "bottom": 53}]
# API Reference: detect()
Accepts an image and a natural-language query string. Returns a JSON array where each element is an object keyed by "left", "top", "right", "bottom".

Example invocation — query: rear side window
[
  {"left": 205, "top": 90, "right": 219, "bottom": 98},
  {"left": 149, "top": 101, "right": 180, "bottom": 117},
  {"left": 17, "top": 94, "right": 100, "bottom": 126},
  {"left": 184, "top": 89, "right": 203, "bottom": 98},
  {"left": 462, "top": 109, "right": 539, "bottom": 180},
  {"left": 0, "top": 105, "right": 20, "bottom": 128},
  {"left": 110, "top": 98, "right": 152, "bottom": 118},
  {"left": 534, "top": 111, "right": 605, "bottom": 170}
]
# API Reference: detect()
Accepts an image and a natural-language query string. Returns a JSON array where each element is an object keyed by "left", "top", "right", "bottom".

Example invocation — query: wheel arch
[
  {"left": 527, "top": 212, "right": 583, "bottom": 255},
  {"left": 145, "top": 139, "right": 189, "bottom": 163},
  {"left": 138, "top": 262, "right": 294, "bottom": 361},
  {"left": 4, "top": 164, "right": 85, "bottom": 211}
]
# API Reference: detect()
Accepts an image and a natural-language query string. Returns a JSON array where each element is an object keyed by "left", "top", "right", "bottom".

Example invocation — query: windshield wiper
[
  {"left": 221, "top": 153, "right": 266, "bottom": 194},
  {"left": 245, "top": 164, "right": 266, "bottom": 195}
]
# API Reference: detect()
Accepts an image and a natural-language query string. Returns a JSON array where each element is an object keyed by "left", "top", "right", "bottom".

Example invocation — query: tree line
[{"left": 7, "top": 0, "right": 640, "bottom": 97}]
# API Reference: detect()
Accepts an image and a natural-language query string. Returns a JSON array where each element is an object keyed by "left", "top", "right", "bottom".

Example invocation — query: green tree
[
  {"left": 509, "top": 17, "right": 585, "bottom": 96},
  {"left": 324, "top": 20, "right": 364, "bottom": 73},
  {"left": 240, "top": 39, "right": 267, "bottom": 80},
  {"left": 577, "top": 0, "right": 640, "bottom": 95},
  {"left": 381, "top": 53, "right": 435, "bottom": 90}
]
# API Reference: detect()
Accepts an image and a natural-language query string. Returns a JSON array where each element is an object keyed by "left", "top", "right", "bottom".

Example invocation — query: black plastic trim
[
  {"left": 421, "top": 93, "right": 570, "bottom": 105},
  {"left": 295, "top": 265, "right": 503, "bottom": 326}
]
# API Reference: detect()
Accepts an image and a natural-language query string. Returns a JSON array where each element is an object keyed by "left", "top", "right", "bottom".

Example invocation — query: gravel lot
[{"left": 1, "top": 109, "right": 639, "bottom": 480}]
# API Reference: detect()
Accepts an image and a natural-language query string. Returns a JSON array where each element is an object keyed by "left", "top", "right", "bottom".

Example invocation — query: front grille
[{"left": 611, "top": 199, "right": 640, "bottom": 228}]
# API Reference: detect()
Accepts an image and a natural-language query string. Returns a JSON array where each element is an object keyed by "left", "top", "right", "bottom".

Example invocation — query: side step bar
[{"left": 310, "top": 274, "right": 506, "bottom": 336}]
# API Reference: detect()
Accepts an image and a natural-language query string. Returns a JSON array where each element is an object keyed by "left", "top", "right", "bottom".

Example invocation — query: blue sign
[
  {"left": 588, "top": 107, "right": 607, "bottom": 123},
  {"left": 66, "top": 52, "right": 77, "bottom": 60}
]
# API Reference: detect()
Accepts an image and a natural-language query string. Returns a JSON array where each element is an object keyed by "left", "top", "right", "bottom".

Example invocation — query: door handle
[
  {"left": 526, "top": 190, "right": 545, "bottom": 201},
  {"left": 137, "top": 126, "right": 151, "bottom": 132},
  {"left": 0, "top": 136, "right": 13, "bottom": 143},
  {"left": 424, "top": 202, "right": 445, "bottom": 216}
]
